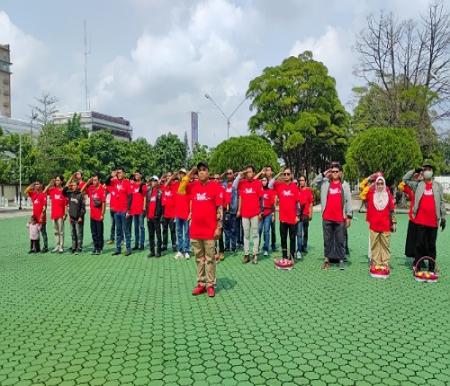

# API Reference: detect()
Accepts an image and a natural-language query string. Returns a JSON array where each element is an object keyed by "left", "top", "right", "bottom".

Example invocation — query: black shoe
[
  {"left": 41, "top": 247, "right": 48, "bottom": 253},
  {"left": 301, "top": 247, "right": 307, "bottom": 253},
  {"left": 112, "top": 251, "right": 121, "bottom": 256},
  {"left": 77, "top": 248, "right": 82, "bottom": 253},
  {"left": 155, "top": 251, "right": 161, "bottom": 257},
  {"left": 96, "top": 250, "right": 102, "bottom": 255},
  {"left": 91, "top": 250, "right": 97, "bottom": 255},
  {"left": 172, "top": 245, "right": 177, "bottom": 252},
  {"left": 161, "top": 246, "right": 167, "bottom": 252},
  {"left": 345, "top": 248, "right": 350, "bottom": 256},
  {"left": 28, "top": 250, "right": 35, "bottom": 254},
  {"left": 132, "top": 245, "right": 139, "bottom": 250},
  {"left": 71, "top": 249, "right": 76, "bottom": 254},
  {"left": 139, "top": 245, "right": 144, "bottom": 250},
  {"left": 124, "top": 250, "right": 132, "bottom": 256},
  {"left": 339, "top": 260, "right": 345, "bottom": 270},
  {"left": 148, "top": 251, "right": 155, "bottom": 257}
]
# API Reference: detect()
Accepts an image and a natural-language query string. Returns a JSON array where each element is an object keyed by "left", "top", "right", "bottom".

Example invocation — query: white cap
[{"left": 151, "top": 175, "right": 159, "bottom": 181}]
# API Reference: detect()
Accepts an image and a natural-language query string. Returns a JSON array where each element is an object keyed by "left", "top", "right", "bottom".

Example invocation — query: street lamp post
[
  {"left": 18, "top": 133, "right": 22, "bottom": 210},
  {"left": 204, "top": 94, "right": 247, "bottom": 140}
]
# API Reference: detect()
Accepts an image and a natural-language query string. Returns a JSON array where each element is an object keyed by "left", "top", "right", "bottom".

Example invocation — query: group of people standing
[{"left": 24, "top": 159, "right": 446, "bottom": 297}]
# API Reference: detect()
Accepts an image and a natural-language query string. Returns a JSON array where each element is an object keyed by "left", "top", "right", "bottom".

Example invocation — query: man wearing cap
[
  {"left": 144, "top": 176, "right": 163, "bottom": 257},
  {"left": 169, "top": 168, "right": 191, "bottom": 259},
  {"left": 179, "top": 161, "right": 223, "bottom": 297},
  {"left": 403, "top": 161, "right": 446, "bottom": 273}
]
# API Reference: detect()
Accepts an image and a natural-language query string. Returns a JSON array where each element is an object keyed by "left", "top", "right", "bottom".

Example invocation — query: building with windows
[
  {"left": 0, "top": 44, "right": 12, "bottom": 118},
  {"left": 52, "top": 111, "right": 133, "bottom": 141}
]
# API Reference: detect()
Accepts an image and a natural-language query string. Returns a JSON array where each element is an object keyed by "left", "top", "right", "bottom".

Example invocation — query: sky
[{"left": 0, "top": 0, "right": 431, "bottom": 147}]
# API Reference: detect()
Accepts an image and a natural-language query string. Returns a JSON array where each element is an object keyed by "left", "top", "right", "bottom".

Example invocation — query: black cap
[{"left": 197, "top": 161, "right": 209, "bottom": 170}]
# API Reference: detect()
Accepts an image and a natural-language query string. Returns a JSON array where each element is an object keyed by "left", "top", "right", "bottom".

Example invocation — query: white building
[
  {"left": 0, "top": 116, "right": 40, "bottom": 136},
  {"left": 52, "top": 111, "right": 133, "bottom": 141}
]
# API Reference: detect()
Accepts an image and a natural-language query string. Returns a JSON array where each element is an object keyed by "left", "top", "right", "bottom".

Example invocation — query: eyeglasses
[
  {"left": 227, "top": 172, "right": 233, "bottom": 175},
  {"left": 283, "top": 172, "right": 291, "bottom": 176},
  {"left": 331, "top": 170, "right": 339, "bottom": 173}
]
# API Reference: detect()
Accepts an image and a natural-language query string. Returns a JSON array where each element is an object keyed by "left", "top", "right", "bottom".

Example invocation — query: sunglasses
[
  {"left": 331, "top": 170, "right": 339, "bottom": 173},
  {"left": 283, "top": 172, "right": 291, "bottom": 176}
]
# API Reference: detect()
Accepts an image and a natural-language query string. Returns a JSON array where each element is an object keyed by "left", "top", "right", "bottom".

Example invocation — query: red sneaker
[
  {"left": 207, "top": 286, "right": 215, "bottom": 297},
  {"left": 192, "top": 284, "right": 207, "bottom": 296}
]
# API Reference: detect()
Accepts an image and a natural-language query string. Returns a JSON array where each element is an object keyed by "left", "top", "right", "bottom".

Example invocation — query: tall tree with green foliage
[
  {"left": 246, "top": 51, "right": 350, "bottom": 176},
  {"left": 209, "top": 135, "right": 279, "bottom": 174},
  {"left": 152, "top": 132, "right": 187, "bottom": 175},
  {"left": 345, "top": 127, "right": 422, "bottom": 185}
]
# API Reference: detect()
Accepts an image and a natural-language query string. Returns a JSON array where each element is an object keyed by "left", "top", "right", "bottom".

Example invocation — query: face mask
[{"left": 423, "top": 170, "right": 433, "bottom": 179}]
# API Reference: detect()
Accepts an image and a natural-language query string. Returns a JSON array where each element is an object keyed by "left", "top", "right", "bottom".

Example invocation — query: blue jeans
[
  {"left": 176, "top": 218, "right": 190, "bottom": 253},
  {"left": 297, "top": 220, "right": 303, "bottom": 253},
  {"left": 132, "top": 214, "right": 145, "bottom": 247},
  {"left": 223, "top": 212, "right": 236, "bottom": 250},
  {"left": 258, "top": 214, "right": 272, "bottom": 252},
  {"left": 115, "top": 212, "right": 131, "bottom": 252}
]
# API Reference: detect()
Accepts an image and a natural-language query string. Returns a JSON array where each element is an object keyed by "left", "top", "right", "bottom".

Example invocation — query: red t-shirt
[
  {"left": 262, "top": 188, "right": 276, "bottom": 217},
  {"left": 188, "top": 181, "right": 222, "bottom": 240},
  {"left": 403, "top": 185, "right": 415, "bottom": 222},
  {"left": 323, "top": 181, "right": 344, "bottom": 222},
  {"left": 146, "top": 188, "right": 159, "bottom": 219},
  {"left": 414, "top": 182, "right": 437, "bottom": 228},
  {"left": 238, "top": 179, "right": 263, "bottom": 218},
  {"left": 223, "top": 182, "right": 233, "bottom": 206},
  {"left": 366, "top": 189, "right": 394, "bottom": 232},
  {"left": 109, "top": 178, "right": 131, "bottom": 213},
  {"left": 129, "top": 181, "right": 146, "bottom": 215},
  {"left": 299, "top": 187, "right": 314, "bottom": 217},
  {"left": 162, "top": 183, "right": 176, "bottom": 219},
  {"left": 86, "top": 185, "right": 106, "bottom": 221},
  {"left": 174, "top": 181, "right": 190, "bottom": 220},
  {"left": 274, "top": 181, "right": 299, "bottom": 225},
  {"left": 28, "top": 191, "right": 47, "bottom": 224},
  {"left": 106, "top": 184, "right": 119, "bottom": 212},
  {"left": 48, "top": 187, "right": 67, "bottom": 220},
  {"left": 78, "top": 180, "right": 86, "bottom": 191}
]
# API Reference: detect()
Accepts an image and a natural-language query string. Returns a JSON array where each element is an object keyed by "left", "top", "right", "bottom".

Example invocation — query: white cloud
[{"left": 290, "top": 26, "right": 356, "bottom": 107}]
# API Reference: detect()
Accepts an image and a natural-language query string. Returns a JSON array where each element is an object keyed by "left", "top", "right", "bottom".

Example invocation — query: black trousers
[
  {"left": 280, "top": 221, "right": 296, "bottom": 259},
  {"left": 90, "top": 219, "right": 104, "bottom": 251},
  {"left": 161, "top": 217, "right": 176, "bottom": 250},
  {"left": 302, "top": 219, "right": 310, "bottom": 251},
  {"left": 323, "top": 220, "right": 346, "bottom": 261},
  {"left": 30, "top": 239, "right": 40, "bottom": 252},
  {"left": 147, "top": 218, "right": 162, "bottom": 254},
  {"left": 405, "top": 220, "right": 417, "bottom": 258},
  {"left": 70, "top": 219, "right": 83, "bottom": 251},
  {"left": 414, "top": 224, "right": 438, "bottom": 272},
  {"left": 40, "top": 223, "right": 48, "bottom": 249},
  {"left": 109, "top": 209, "right": 116, "bottom": 241},
  {"left": 271, "top": 219, "right": 276, "bottom": 250}
]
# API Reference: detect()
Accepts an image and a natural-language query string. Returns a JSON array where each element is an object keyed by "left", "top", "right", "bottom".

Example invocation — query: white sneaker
[
  {"left": 58, "top": 247, "right": 64, "bottom": 253},
  {"left": 51, "top": 247, "right": 59, "bottom": 253},
  {"left": 263, "top": 251, "right": 268, "bottom": 257},
  {"left": 175, "top": 252, "right": 183, "bottom": 260},
  {"left": 185, "top": 253, "right": 190, "bottom": 259},
  {"left": 296, "top": 251, "right": 303, "bottom": 260}
]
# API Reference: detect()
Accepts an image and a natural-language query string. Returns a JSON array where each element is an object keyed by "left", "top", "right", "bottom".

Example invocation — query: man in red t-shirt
[
  {"left": 259, "top": 176, "right": 275, "bottom": 257},
  {"left": 236, "top": 165, "right": 263, "bottom": 263},
  {"left": 161, "top": 172, "right": 177, "bottom": 253},
  {"left": 44, "top": 176, "right": 67, "bottom": 253},
  {"left": 170, "top": 168, "right": 191, "bottom": 259},
  {"left": 298, "top": 175, "right": 314, "bottom": 254},
  {"left": 25, "top": 180, "right": 48, "bottom": 252},
  {"left": 106, "top": 167, "right": 133, "bottom": 256},
  {"left": 179, "top": 162, "right": 223, "bottom": 298},
  {"left": 403, "top": 161, "right": 446, "bottom": 273},
  {"left": 312, "top": 163, "right": 352, "bottom": 270},
  {"left": 144, "top": 176, "right": 163, "bottom": 257},
  {"left": 130, "top": 170, "right": 147, "bottom": 250},
  {"left": 82, "top": 174, "right": 106, "bottom": 254},
  {"left": 269, "top": 168, "right": 300, "bottom": 260}
]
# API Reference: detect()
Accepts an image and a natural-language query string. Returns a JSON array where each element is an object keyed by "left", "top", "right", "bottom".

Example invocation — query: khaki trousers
[
  {"left": 53, "top": 218, "right": 65, "bottom": 250},
  {"left": 191, "top": 239, "right": 216, "bottom": 287},
  {"left": 370, "top": 230, "right": 391, "bottom": 266}
]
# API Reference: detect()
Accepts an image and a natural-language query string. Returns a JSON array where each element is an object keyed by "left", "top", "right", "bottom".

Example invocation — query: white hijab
[{"left": 373, "top": 176, "right": 389, "bottom": 211}]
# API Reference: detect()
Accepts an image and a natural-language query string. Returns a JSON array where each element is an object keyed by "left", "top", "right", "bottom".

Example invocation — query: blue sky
[{"left": 0, "top": 0, "right": 431, "bottom": 146}]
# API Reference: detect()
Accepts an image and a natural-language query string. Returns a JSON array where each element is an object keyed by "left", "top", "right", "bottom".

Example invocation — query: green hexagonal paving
[{"left": 1, "top": 213, "right": 450, "bottom": 384}]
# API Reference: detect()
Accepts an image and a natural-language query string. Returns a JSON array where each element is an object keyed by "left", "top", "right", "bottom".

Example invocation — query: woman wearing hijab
[{"left": 364, "top": 175, "right": 396, "bottom": 278}]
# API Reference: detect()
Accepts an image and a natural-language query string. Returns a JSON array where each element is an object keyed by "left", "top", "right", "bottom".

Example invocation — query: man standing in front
[
  {"left": 179, "top": 162, "right": 222, "bottom": 298},
  {"left": 313, "top": 163, "right": 352, "bottom": 270},
  {"left": 403, "top": 161, "right": 446, "bottom": 274}
]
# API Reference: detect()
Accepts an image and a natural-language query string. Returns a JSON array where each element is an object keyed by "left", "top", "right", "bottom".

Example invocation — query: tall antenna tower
[{"left": 83, "top": 20, "right": 90, "bottom": 111}]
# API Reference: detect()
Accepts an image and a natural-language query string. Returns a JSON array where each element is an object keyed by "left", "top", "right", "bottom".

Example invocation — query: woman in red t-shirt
[
  {"left": 44, "top": 176, "right": 67, "bottom": 253},
  {"left": 364, "top": 176, "right": 396, "bottom": 275},
  {"left": 258, "top": 177, "right": 276, "bottom": 257},
  {"left": 25, "top": 180, "right": 49, "bottom": 252}
]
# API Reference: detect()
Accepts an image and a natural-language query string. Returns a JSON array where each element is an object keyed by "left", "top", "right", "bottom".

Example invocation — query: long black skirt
[{"left": 404, "top": 220, "right": 417, "bottom": 258}]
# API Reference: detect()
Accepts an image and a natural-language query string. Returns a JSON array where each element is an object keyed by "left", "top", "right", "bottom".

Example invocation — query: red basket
[
  {"left": 274, "top": 258, "right": 294, "bottom": 270},
  {"left": 369, "top": 265, "right": 390, "bottom": 279},
  {"left": 413, "top": 256, "right": 439, "bottom": 283}
]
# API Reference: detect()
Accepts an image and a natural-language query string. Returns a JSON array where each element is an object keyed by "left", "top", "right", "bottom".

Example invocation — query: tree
[
  {"left": 188, "top": 143, "right": 211, "bottom": 168},
  {"left": 247, "top": 51, "right": 350, "bottom": 176},
  {"left": 152, "top": 133, "right": 187, "bottom": 175},
  {"left": 354, "top": 1, "right": 450, "bottom": 153},
  {"left": 209, "top": 135, "right": 279, "bottom": 173},
  {"left": 31, "top": 92, "right": 59, "bottom": 125},
  {"left": 345, "top": 127, "right": 423, "bottom": 185}
]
